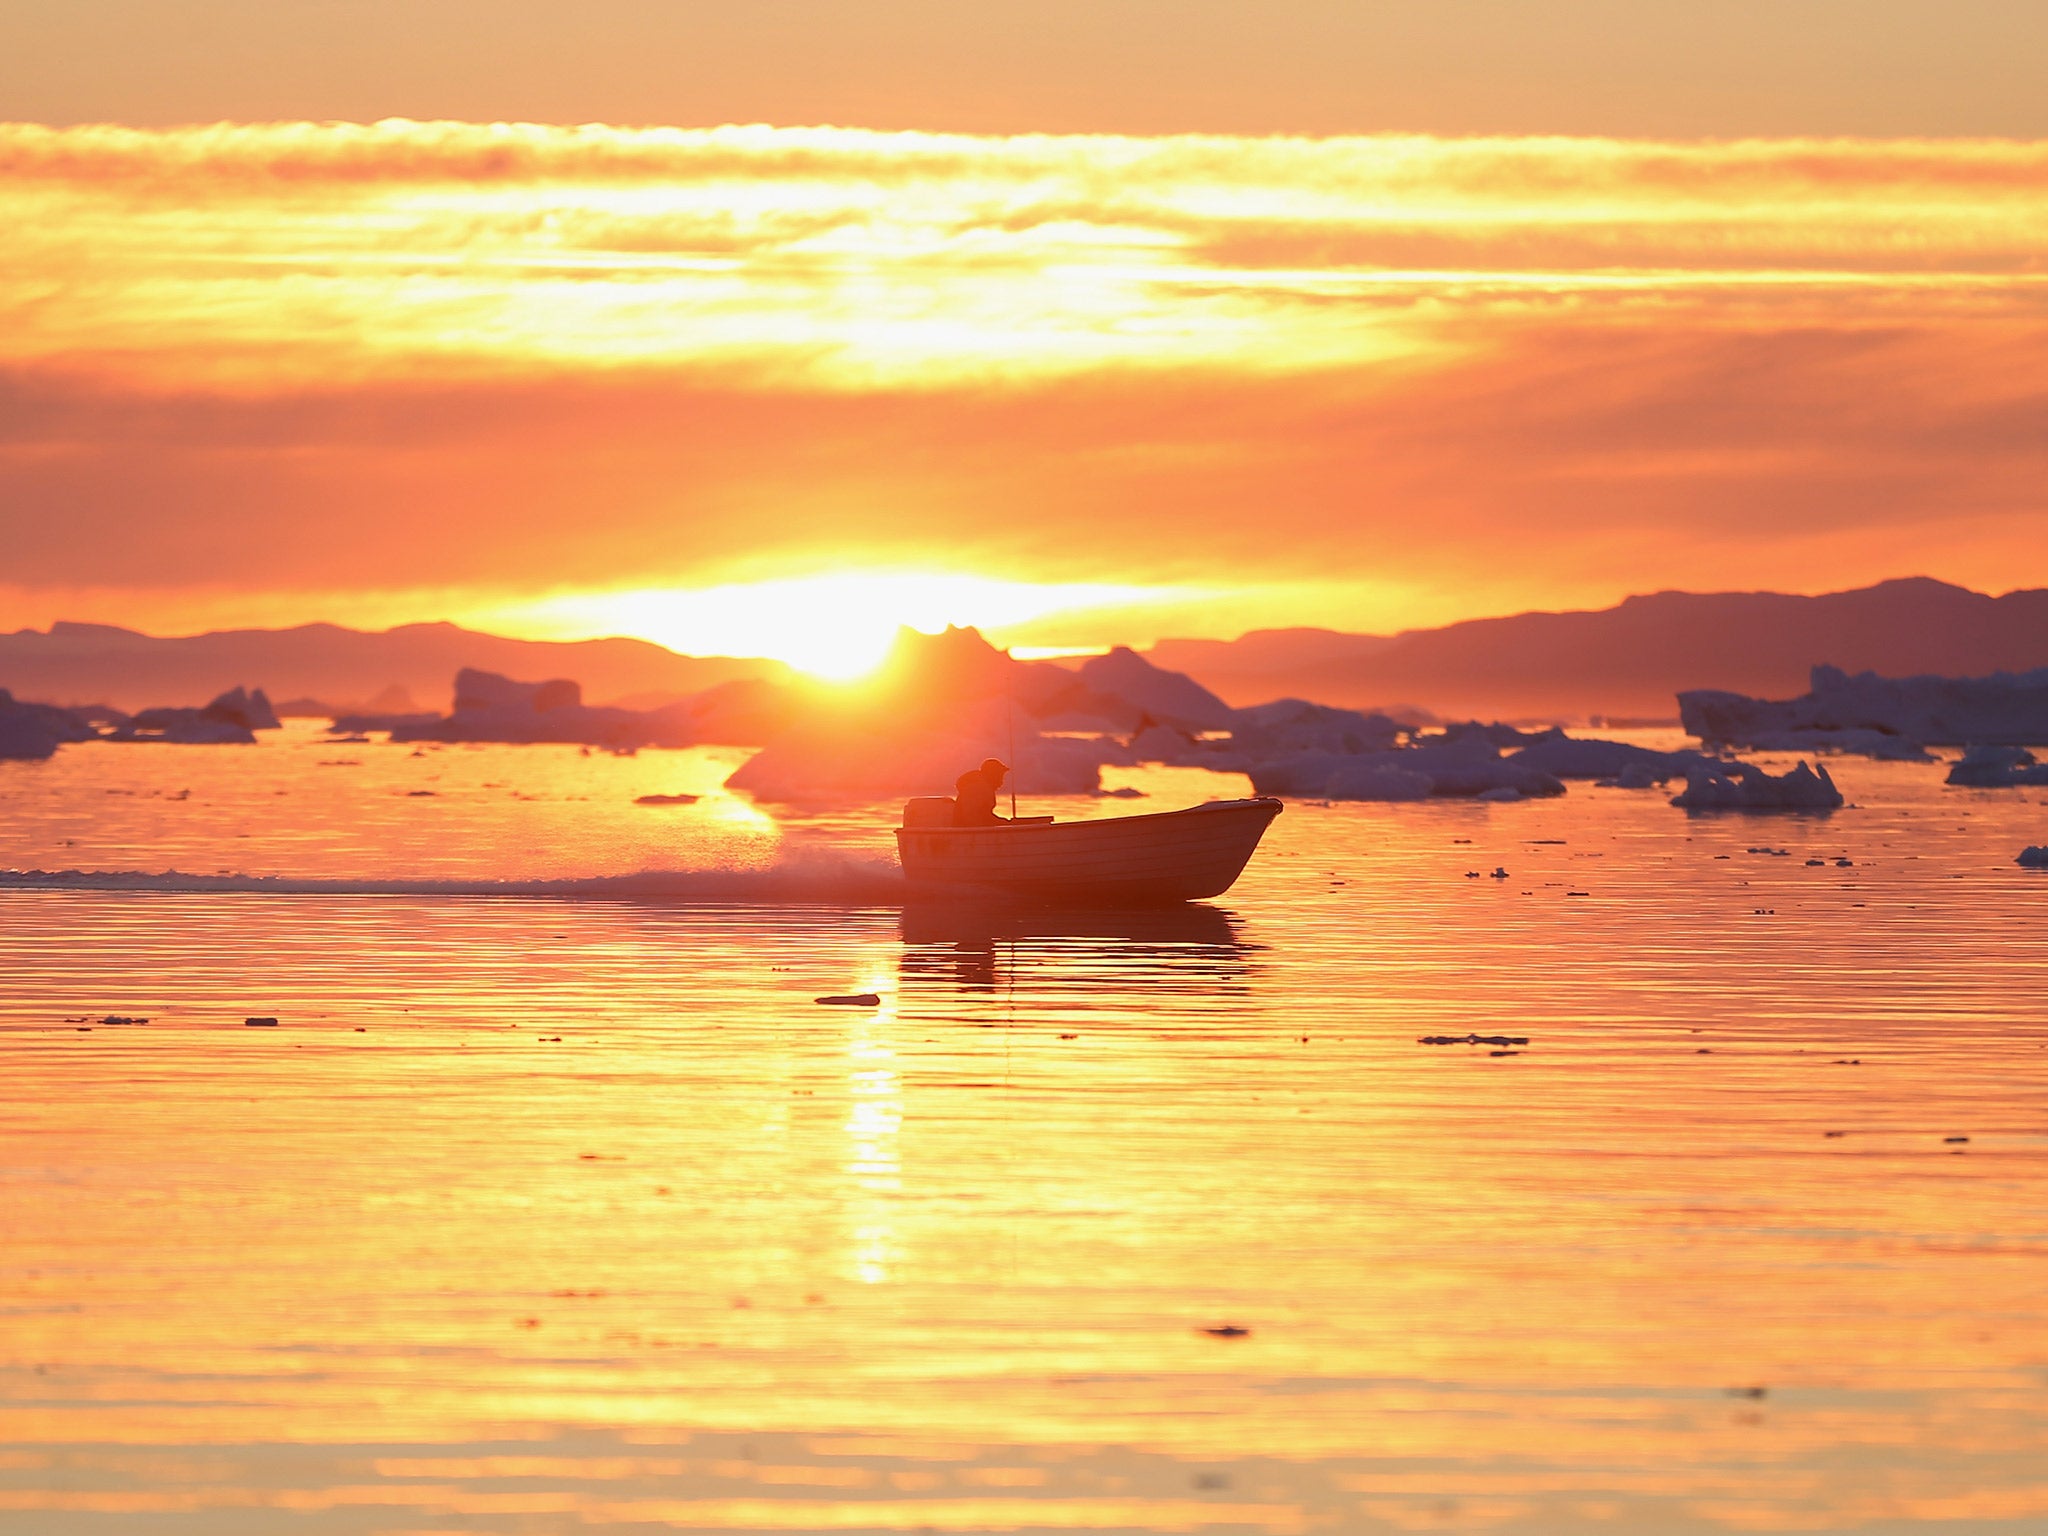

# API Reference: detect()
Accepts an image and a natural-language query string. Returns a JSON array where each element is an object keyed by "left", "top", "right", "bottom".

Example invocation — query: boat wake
[{"left": 0, "top": 855, "right": 910, "bottom": 906}]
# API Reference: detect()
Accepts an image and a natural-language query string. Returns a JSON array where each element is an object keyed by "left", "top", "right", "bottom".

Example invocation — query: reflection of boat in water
[
  {"left": 894, "top": 797, "right": 1283, "bottom": 905},
  {"left": 899, "top": 901, "right": 1253, "bottom": 995},
  {"left": 900, "top": 900, "right": 1241, "bottom": 951}
]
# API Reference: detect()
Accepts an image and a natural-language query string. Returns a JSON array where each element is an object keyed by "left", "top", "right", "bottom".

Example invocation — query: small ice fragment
[
  {"left": 815, "top": 993, "right": 882, "bottom": 1007},
  {"left": 2018, "top": 846, "right": 2048, "bottom": 867},
  {"left": 244, "top": 1017, "right": 279, "bottom": 1027},
  {"left": 1673, "top": 761, "right": 1843, "bottom": 811}
]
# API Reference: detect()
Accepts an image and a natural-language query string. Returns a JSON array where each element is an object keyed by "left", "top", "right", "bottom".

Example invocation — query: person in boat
[{"left": 953, "top": 758, "right": 1010, "bottom": 826}]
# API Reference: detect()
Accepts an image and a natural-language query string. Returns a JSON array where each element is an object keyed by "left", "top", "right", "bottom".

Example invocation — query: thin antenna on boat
[{"left": 1007, "top": 683, "right": 1019, "bottom": 820}]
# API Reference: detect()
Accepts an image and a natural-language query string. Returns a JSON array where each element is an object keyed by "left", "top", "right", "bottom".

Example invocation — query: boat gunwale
[{"left": 895, "top": 796, "right": 1282, "bottom": 838}]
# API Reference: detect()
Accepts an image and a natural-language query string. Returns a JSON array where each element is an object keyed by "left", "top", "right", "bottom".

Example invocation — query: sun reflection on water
[{"left": 842, "top": 965, "right": 904, "bottom": 1285}]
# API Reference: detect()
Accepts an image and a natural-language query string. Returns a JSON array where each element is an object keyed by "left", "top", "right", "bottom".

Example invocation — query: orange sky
[{"left": 3, "top": 118, "right": 2047, "bottom": 659}]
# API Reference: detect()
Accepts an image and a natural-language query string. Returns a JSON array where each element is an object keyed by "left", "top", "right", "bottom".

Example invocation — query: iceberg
[
  {"left": 115, "top": 685, "right": 280, "bottom": 744},
  {"left": 2018, "top": 847, "right": 2048, "bottom": 868},
  {"left": 1322, "top": 760, "right": 1435, "bottom": 802},
  {"left": 1507, "top": 730, "right": 1725, "bottom": 782},
  {"left": 0, "top": 689, "right": 98, "bottom": 759},
  {"left": 1247, "top": 741, "right": 1565, "bottom": 801},
  {"left": 1946, "top": 745, "right": 2048, "bottom": 788},
  {"left": 1670, "top": 760, "right": 1843, "bottom": 810},
  {"left": 1070, "top": 646, "right": 1236, "bottom": 731},
  {"left": 726, "top": 707, "right": 1111, "bottom": 804},
  {"left": 386, "top": 668, "right": 698, "bottom": 748},
  {"left": 1227, "top": 700, "right": 1408, "bottom": 757},
  {"left": 1682, "top": 664, "right": 2048, "bottom": 750}
]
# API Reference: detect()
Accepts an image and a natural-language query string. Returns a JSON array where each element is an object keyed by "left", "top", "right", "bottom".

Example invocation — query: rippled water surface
[{"left": 4, "top": 727, "right": 2048, "bottom": 1533}]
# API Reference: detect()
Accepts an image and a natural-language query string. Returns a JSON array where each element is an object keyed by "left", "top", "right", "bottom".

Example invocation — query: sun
[{"left": 483, "top": 573, "right": 1185, "bottom": 682}]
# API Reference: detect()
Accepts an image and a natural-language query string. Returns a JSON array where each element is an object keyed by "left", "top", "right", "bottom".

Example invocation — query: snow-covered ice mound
[
  {"left": 1947, "top": 745, "right": 2048, "bottom": 788},
  {"left": 0, "top": 689, "right": 98, "bottom": 759},
  {"left": 1248, "top": 743, "right": 1565, "bottom": 801},
  {"left": 1671, "top": 760, "right": 1843, "bottom": 810},
  {"left": 726, "top": 705, "right": 1114, "bottom": 804},
  {"left": 1506, "top": 730, "right": 1724, "bottom": 782},
  {"left": 1682, "top": 664, "right": 2048, "bottom": 749}
]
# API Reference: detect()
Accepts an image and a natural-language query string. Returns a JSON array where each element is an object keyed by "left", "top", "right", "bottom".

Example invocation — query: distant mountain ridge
[
  {"left": 1144, "top": 578, "right": 2048, "bottom": 719},
  {"left": 9, "top": 577, "right": 2048, "bottom": 722},
  {"left": 0, "top": 620, "right": 787, "bottom": 712}
]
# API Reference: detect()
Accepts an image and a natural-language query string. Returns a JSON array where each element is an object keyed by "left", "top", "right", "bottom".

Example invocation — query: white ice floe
[
  {"left": 1248, "top": 742, "right": 1565, "bottom": 801},
  {"left": 385, "top": 668, "right": 698, "bottom": 748},
  {"left": 113, "top": 685, "right": 282, "bottom": 744},
  {"left": 1507, "top": 730, "right": 1724, "bottom": 782},
  {"left": 1682, "top": 664, "right": 2048, "bottom": 750},
  {"left": 1670, "top": 760, "right": 1843, "bottom": 810},
  {"left": 1322, "top": 760, "right": 1435, "bottom": 802},
  {"left": 1947, "top": 745, "right": 2048, "bottom": 788},
  {"left": 203, "top": 686, "right": 282, "bottom": 731},
  {"left": 1227, "top": 700, "right": 1409, "bottom": 757},
  {"left": 0, "top": 688, "right": 98, "bottom": 759},
  {"left": 1072, "top": 646, "right": 1236, "bottom": 731},
  {"left": 1731, "top": 728, "right": 1932, "bottom": 762},
  {"left": 726, "top": 701, "right": 1111, "bottom": 804}
]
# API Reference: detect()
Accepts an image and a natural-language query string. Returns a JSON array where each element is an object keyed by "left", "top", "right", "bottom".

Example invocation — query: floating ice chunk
[
  {"left": 1229, "top": 700, "right": 1408, "bottom": 757},
  {"left": 1247, "top": 746, "right": 1563, "bottom": 801},
  {"left": 1682, "top": 664, "right": 2048, "bottom": 750},
  {"left": 1322, "top": 761, "right": 1434, "bottom": 801},
  {"left": 1947, "top": 745, "right": 2048, "bottom": 787},
  {"left": 726, "top": 707, "right": 1108, "bottom": 804},
  {"left": 1436, "top": 721, "right": 1549, "bottom": 750},
  {"left": 1400, "top": 743, "right": 1565, "bottom": 799},
  {"left": 453, "top": 669, "right": 581, "bottom": 713},
  {"left": 1126, "top": 721, "right": 1218, "bottom": 766},
  {"left": 2018, "top": 846, "right": 2048, "bottom": 867},
  {"left": 0, "top": 688, "right": 97, "bottom": 759},
  {"left": 1073, "top": 646, "right": 1236, "bottom": 731},
  {"left": 1671, "top": 760, "right": 1843, "bottom": 810},
  {"left": 118, "top": 684, "right": 280, "bottom": 743},
  {"left": 1508, "top": 731, "right": 1722, "bottom": 781},
  {"left": 203, "top": 686, "right": 281, "bottom": 731},
  {"left": 1477, "top": 785, "right": 1523, "bottom": 802},
  {"left": 382, "top": 668, "right": 697, "bottom": 748},
  {"left": 1735, "top": 727, "right": 1932, "bottom": 762}
]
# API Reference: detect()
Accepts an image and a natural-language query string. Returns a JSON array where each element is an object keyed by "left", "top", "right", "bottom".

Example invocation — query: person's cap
[{"left": 981, "top": 757, "right": 1008, "bottom": 774}]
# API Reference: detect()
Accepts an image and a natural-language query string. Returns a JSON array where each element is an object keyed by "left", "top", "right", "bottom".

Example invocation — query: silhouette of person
[{"left": 953, "top": 758, "right": 1009, "bottom": 826}]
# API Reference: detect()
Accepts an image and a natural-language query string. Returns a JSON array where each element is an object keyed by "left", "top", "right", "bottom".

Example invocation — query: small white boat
[{"left": 895, "top": 796, "right": 1283, "bottom": 904}]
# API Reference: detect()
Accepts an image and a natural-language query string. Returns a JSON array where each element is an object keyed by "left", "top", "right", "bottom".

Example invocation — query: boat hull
[{"left": 894, "top": 797, "right": 1283, "bottom": 905}]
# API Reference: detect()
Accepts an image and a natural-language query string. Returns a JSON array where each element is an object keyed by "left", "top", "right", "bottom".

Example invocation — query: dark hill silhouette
[
  {"left": 0, "top": 620, "right": 788, "bottom": 713},
  {"left": 11, "top": 577, "right": 2047, "bottom": 722},
  {"left": 1144, "top": 578, "right": 2048, "bottom": 719}
]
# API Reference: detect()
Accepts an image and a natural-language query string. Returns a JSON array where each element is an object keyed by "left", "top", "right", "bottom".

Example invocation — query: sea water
[{"left": 2, "top": 723, "right": 2046, "bottom": 1534}]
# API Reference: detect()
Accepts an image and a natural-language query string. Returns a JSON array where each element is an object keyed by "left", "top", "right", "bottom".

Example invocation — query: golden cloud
[{"left": 1, "top": 122, "right": 2045, "bottom": 631}]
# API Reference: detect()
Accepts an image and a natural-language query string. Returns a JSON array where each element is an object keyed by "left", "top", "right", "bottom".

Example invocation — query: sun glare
[{"left": 484, "top": 574, "right": 1195, "bottom": 681}]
